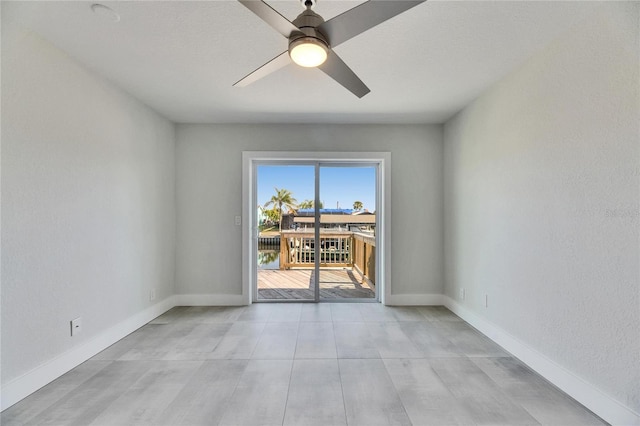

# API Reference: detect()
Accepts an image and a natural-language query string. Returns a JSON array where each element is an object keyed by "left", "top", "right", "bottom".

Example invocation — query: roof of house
[
  {"left": 296, "top": 208, "right": 354, "bottom": 215},
  {"left": 294, "top": 215, "right": 376, "bottom": 225}
]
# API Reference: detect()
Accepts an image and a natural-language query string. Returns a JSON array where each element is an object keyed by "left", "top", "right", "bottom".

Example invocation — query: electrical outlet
[
  {"left": 70, "top": 317, "right": 82, "bottom": 336},
  {"left": 459, "top": 288, "right": 465, "bottom": 300},
  {"left": 234, "top": 215, "right": 242, "bottom": 226},
  {"left": 150, "top": 288, "right": 157, "bottom": 302}
]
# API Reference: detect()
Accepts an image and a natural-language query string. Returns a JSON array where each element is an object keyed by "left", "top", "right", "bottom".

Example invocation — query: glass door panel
[
  {"left": 256, "top": 164, "right": 316, "bottom": 301},
  {"left": 318, "top": 165, "right": 377, "bottom": 301}
]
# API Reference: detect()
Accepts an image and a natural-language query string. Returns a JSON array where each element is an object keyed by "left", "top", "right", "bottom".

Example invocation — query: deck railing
[
  {"left": 352, "top": 232, "right": 376, "bottom": 285},
  {"left": 279, "top": 230, "right": 376, "bottom": 285}
]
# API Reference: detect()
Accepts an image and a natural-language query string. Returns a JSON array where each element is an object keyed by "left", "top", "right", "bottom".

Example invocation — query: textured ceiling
[{"left": 3, "top": 1, "right": 597, "bottom": 124}]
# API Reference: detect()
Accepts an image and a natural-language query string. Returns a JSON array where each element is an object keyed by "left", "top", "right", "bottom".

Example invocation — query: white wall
[
  {"left": 176, "top": 124, "right": 443, "bottom": 300},
  {"left": 1, "top": 19, "right": 176, "bottom": 392},
  {"left": 444, "top": 2, "right": 639, "bottom": 421}
]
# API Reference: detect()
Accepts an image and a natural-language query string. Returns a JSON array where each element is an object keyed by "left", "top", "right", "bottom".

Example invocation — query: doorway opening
[{"left": 242, "top": 152, "right": 390, "bottom": 304}]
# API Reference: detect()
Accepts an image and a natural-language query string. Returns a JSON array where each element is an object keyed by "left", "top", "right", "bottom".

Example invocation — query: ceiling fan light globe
[{"left": 289, "top": 38, "right": 328, "bottom": 68}]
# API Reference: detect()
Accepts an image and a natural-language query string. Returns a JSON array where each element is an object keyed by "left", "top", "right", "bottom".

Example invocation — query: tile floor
[{"left": 2, "top": 304, "right": 607, "bottom": 426}]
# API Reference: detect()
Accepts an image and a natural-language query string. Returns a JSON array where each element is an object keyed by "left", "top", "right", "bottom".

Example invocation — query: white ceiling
[{"left": 4, "top": 1, "right": 596, "bottom": 124}]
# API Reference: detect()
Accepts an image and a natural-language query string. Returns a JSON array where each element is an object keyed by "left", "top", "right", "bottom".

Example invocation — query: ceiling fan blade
[
  {"left": 318, "top": 51, "right": 370, "bottom": 98},
  {"left": 237, "top": 1, "right": 300, "bottom": 38},
  {"left": 233, "top": 51, "right": 291, "bottom": 87},
  {"left": 318, "top": 1, "right": 426, "bottom": 47}
]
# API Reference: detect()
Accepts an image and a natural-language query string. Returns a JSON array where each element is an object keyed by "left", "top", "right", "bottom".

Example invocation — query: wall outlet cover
[{"left": 70, "top": 317, "right": 82, "bottom": 336}]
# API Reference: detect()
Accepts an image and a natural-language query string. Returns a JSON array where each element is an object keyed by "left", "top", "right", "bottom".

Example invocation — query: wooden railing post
[
  {"left": 279, "top": 233, "right": 287, "bottom": 270},
  {"left": 349, "top": 234, "right": 354, "bottom": 266}
]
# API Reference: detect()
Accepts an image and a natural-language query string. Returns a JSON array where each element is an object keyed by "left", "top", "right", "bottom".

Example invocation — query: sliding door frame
[
  {"left": 242, "top": 151, "right": 391, "bottom": 304},
  {"left": 316, "top": 161, "right": 379, "bottom": 302}
]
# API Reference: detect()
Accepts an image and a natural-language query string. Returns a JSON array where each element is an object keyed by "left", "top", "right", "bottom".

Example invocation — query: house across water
[{"left": 282, "top": 208, "right": 376, "bottom": 234}]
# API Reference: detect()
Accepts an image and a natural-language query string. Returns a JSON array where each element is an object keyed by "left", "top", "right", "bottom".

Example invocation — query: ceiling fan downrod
[{"left": 302, "top": 0, "right": 316, "bottom": 10}]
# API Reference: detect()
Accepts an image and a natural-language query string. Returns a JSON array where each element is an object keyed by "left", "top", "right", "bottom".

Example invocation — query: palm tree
[
  {"left": 353, "top": 200, "right": 363, "bottom": 211},
  {"left": 263, "top": 187, "right": 297, "bottom": 230},
  {"left": 298, "top": 200, "right": 314, "bottom": 209},
  {"left": 298, "top": 200, "right": 324, "bottom": 210}
]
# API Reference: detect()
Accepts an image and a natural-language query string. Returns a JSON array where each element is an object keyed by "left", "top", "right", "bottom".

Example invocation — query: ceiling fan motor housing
[{"left": 289, "top": 7, "right": 329, "bottom": 52}]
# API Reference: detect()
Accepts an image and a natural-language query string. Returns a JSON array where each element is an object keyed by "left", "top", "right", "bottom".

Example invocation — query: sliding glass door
[
  {"left": 254, "top": 160, "right": 379, "bottom": 302},
  {"left": 318, "top": 164, "right": 377, "bottom": 301},
  {"left": 256, "top": 164, "right": 316, "bottom": 301}
]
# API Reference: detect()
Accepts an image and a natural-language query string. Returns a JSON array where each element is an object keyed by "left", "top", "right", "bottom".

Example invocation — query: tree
[
  {"left": 298, "top": 200, "right": 314, "bottom": 209},
  {"left": 353, "top": 200, "right": 363, "bottom": 211},
  {"left": 263, "top": 187, "right": 297, "bottom": 230},
  {"left": 298, "top": 200, "right": 324, "bottom": 210},
  {"left": 260, "top": 206, "right": 280, "bottom": 227}
]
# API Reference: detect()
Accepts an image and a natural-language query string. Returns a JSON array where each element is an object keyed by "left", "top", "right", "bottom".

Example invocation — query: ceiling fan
[{"left": 234, "top": 0, "right": 426, "bottom": 98}]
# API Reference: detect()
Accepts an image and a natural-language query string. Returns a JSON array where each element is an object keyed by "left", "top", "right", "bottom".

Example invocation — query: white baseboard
[
  {"left": 443, "top": 296, "right": 640, "bottom": 426},
  {"left": 0, "top": 296, "right": 176, "bottom": 411},
  {"left": 173, "top": 293, "right": 247, "bottom": 306},
  {"left": 385, "top": 293, "right": 445, "bottom": 306}
]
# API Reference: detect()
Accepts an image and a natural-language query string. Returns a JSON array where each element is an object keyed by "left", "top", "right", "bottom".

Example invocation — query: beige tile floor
[{"left": 2, "top": 304, "right": 607, "bottom": 426}]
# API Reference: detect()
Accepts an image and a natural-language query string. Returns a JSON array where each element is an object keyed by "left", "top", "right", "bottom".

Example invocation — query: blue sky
[{"left": 257, "top": 165, "right": 376, "bottom": 212}]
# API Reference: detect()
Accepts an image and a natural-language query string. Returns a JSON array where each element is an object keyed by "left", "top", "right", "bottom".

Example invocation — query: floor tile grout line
[
  {"left": 214, "top": 358, "right": 250, "bottom": 426},
  {"left": 380, "top": 358, "right": 414, "bottom": 425},
  {"left": 330, "top": 315, "right": 349, "bottom": 426},
  {"left": 281, "top": 351, "right": 297, "bottom": 426},
  {"left": 335, "top": 356, "right": 350, "bottom": 426}
]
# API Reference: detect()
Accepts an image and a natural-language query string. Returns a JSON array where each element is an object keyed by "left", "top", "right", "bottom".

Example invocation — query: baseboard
[
  {"left": 0, "top": 296, "right": 176, "bottom": 411},
  {"left": 385, "top": 293, "right": 445, "bottom": 306},
  {"left": 443, "top": 296, "right": 640, "bottom": 426},
  {"left": 173, "top": 293, "right": 247, "bottom": 306}
]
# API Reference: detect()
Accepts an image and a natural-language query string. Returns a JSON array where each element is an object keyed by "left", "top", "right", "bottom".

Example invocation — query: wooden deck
[{"left": 258, "top": 268, "right": 375, "bottom": 300}]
